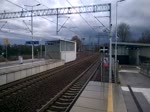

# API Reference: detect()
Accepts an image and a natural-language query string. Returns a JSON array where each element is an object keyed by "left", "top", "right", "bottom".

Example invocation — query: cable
[
  {"left": 66, "top": 0, "right": 97, "bottom": 33},
  {"left": 35, "top": 0, "right": 86, "bottom": 37},
  {"left": 4, "top": 0, "right": 80, "bottom": 36},
  {"left": 79, "top": 0, "right": 108, "bottom": 32},
  {"left": 0, "top": 21, "right": 7, "bottom": 30}
]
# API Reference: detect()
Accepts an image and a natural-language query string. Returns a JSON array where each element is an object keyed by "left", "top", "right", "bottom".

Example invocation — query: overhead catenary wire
[
  {"left": 34, "top": 0, "right": 85, "bottom": 37},
  {"left": 0, "top": 21, "right": 7, "bottom": 30},
  {"left": 79, "top": 0, "right": 109, "bottom": 32},
  {"left": 66, "top": 0, "right": 97, "bottom": 33},
  {"left": 79, "top": 0, "right": 100, "bottom": 32},
  {"left": 4, "top": 0, "right": 80, "bottom": 36},
  {"left": 34, "top": 0, "right": 86, "bottom": 38}
]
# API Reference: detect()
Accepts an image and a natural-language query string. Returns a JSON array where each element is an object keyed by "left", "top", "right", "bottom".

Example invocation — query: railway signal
[{"left": 100, "top": 46, "right": 108, "bottom": 53}]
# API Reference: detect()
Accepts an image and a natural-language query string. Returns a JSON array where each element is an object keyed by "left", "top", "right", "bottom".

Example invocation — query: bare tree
[
  {"left": 117, "top": 23, "right": 131, "bottom": 42},
  {"left": 71, "top": 35, "right": 81, "bottom": 51},
  {"left": 138, "top": 30, "right": 150, "bottom": 43}
]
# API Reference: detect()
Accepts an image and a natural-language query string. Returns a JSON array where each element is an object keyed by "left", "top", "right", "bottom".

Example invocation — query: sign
[
  {"left": 4, "top": 38, "right": 9, "bottom": 45},
  {"left": 100, "top": 46, "right": 108, "bottom": 53},
  {"left": 26, "top": 41, "right": 39, "bottom": 45}
]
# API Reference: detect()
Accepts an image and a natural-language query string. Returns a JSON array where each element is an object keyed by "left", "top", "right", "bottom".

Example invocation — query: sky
[{"left": 0, "top": 0, "right": 149, "bottom": 44}]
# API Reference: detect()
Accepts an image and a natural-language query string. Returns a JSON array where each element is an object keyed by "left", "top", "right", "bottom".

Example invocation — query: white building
[{"left": 45, "top": 39, "right": 76, "bottom": 63}]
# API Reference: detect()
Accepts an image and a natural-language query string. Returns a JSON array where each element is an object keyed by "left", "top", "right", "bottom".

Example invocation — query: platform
[
  {"left": 0, "top": 59, "right": 65, "bottom": 86},
  {"left": 70, "top": 81, "right": 127, "bottom": 112},
  {"left": 119, "top": 66, "right": 150, "bottom": 112},
  {"left": 0, "top": 58, "right": 42, "bottom": 68}
]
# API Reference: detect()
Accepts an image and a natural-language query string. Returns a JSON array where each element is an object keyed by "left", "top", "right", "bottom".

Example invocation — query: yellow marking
[{"left": 107, "top": 83, "right": 113, "bottom": 112}]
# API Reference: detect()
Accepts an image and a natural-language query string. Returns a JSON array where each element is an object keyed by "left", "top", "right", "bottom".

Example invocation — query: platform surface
[
  {"left": 119, "top": 66, "right": 150, "bottom": 112},
  {"left": 0, "top": 59, "right": 44, "bottom": 69},
  {"left": 70, "top": 81, "right": 127, "bottom": 112}
]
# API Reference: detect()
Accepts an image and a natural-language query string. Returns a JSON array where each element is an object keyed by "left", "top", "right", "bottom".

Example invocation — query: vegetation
[
  {"left": 0, "top": 45, "right": 45, "bottom": 61},
  {"left": 71, "top": 35, "right": 82, "bottom": 51},
  {"left": 117, "top": 23, "right": 131, "bottom": 42},
  {"left": 137, "top": 30, "right": 150, "bottom": 43}
]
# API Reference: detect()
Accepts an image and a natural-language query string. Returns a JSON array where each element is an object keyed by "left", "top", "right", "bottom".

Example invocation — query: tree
[
  {"left": 71, "top": 35, "right": 81, "bottom": 51},
  {"left": 137, "top": 30, "right": 150, "bottom": 43},
  {"left": 117, "top": 23, "right": 131, "bottom": 42}
]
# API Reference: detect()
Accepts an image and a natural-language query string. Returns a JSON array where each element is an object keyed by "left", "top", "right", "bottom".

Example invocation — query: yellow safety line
[{"left": 107, "top": 83, "right": 113, "bottom": 112}]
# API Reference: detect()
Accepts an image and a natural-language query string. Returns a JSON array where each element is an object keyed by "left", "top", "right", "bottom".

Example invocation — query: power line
[
  {"left": 33, "top": 0, "right": 80, "bottom": 36},
  {"left": 79, "top": 0, "right": 108, "bottom": 32},
  {"left": 79, "top": 0, "right": 99, "bottom": 30},
  {"left": 4, "top": 0, "right": 80, "bottom": 36},
  {"left": 66, "top": 0, "right": 97, "bottom": 33}
]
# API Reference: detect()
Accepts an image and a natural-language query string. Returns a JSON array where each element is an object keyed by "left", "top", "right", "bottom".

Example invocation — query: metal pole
[
  {"left": 40, "top": 41, "right": 42, "bottom": 58},
  {"left": 6, "top": 45, "right": 7, "bottom": 61},
  {"left": 115, "top": 2, "right": 118, "bottom": 82},
  {"left": 45, "top": 42, "right": 46, "bottom": 59},
  {"left": 56, "top": 8, "right": 58, "bottom": 35},
  {"left": 109, "top": 4, "right": 112, "bottom": 83},
  {"left": 31, "top": 6, "right": 34, "bottom": 61}
]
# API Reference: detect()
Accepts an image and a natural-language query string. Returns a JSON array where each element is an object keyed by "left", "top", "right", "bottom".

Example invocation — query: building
[
  {"left": 112, "top": 42, "right": 150, "bottom": 65},
  {"left": 45, "top": 39, "right": 76, "bottom": 62}
]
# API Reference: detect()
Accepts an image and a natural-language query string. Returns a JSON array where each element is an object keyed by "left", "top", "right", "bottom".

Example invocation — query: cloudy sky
[{"left": 0, "top": 0, "right": 149, "bottom": 44}]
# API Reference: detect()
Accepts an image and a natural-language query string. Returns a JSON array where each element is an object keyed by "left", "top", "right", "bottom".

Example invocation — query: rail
[{"left": 37, "top": 56, "right": 99, "bottom": 112}]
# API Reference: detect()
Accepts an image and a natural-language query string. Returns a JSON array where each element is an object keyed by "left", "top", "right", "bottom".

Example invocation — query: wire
[
  {"left": 4, "top": 0, "right": 80, "bottom": 36},
  {"left": 79, "top": 0, "right": 108, "bottom": 32},
  {"left": 34, "top": 0, "right": 86, "bottom": 37},
  {"left": 0, "top": 21, "right": 7, "bottom": 30},
  {"left": 66, "top": 0, "right": 97, "bottom": 33}
]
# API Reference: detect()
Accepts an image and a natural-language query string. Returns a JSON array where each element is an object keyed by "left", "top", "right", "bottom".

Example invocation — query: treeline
[
  {"left": 0, "top": 45, "right": 45, "bottom": 61},
  {"left": 136, "top": 31, "right": 150, "bottom": 43},
  {"left": 116, "top": 22, "right": 150, "bottom": 44}
]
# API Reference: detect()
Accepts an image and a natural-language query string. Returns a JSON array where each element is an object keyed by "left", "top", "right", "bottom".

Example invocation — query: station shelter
[{"left": 45, "top": 39, "right": 76, "bottom": 62}]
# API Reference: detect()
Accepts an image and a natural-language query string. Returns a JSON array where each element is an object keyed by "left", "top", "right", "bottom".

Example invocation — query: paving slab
[
  {"left": 70, "top": 81, "right": 108, "bottom": 112},
  {"left": 70, "top": 81, "right": 127, "bottom": 112}
]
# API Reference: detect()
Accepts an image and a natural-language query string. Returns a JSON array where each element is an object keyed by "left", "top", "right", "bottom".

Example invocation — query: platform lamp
[
  {"left": 115, "top": 0, "right": 126, "bottom": 82},
  {"left": 24, "top": 4, "right": 41, "bottom": 61}
]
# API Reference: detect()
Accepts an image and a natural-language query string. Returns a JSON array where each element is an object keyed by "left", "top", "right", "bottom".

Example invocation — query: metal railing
[{"left": 140, "top": 62, "right": 150, "bottom": 77}]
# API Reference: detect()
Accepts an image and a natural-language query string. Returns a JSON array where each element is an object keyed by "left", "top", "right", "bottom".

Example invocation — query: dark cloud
[{"left": 0, "top": 0, "right": 149, "bottom": 44}]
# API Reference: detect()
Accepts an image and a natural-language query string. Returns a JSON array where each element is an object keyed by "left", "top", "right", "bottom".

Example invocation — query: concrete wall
[
  {"left": 139, "top": 48, "right": 150, "bottom": 58},
  {"left": 0, "top": 60, "right": 64, "bottom": 86},
  {"left": 112, "top": 46, "right": 128, "bottom": 55},
  {"left": 61, "top": 51, "right": 76, "bottom": 62}
]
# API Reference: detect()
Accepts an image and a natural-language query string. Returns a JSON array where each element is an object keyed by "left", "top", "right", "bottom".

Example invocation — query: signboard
[
  {"left": 26, "top": 41, "right": 39, "bottom": 45},
  {"left": 100, "top": 46, "right": 108, "bottom": 53},
  {"left": 4, "top": 38, "right": 9, "bottom": 45}
]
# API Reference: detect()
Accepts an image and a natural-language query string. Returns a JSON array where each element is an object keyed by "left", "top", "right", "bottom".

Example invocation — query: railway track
[
  {"left": 0, "top": 54, "right": 99, "bottom": 112},
  {"left": 37, "top": 56, "right": 99, "bottom": 112},
  {"left": 0, "top": 54, "right": 96, "bottom": 100}
]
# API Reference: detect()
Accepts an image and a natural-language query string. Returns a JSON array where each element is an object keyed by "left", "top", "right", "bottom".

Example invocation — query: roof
[
  {"left": 112, "top": 42, "right": 150, "bottom": 47},
  {"left": 46, "top": 39, "right": 75, "bottom": 44}
]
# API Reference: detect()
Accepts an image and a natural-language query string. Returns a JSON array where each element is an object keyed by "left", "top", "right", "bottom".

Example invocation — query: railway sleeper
[
  {"left": 72, "top": 86, "right": 81, "bottom": 89},
  {"left": 69, "top": 88, "right": 80, "bottom": 91},
  {"left": 62, "top": 95, "right": 75, "bottom": 99},
  {"left": 46, "top": 110, "right": 58, "bottom": 112},
  {"left": 59, "top": 98, "right": 73, "bottom": 102},
  {"left": 67, "top": 90, "right": 79, "bottom": 93},
  {"left": 64, "top": 92, "right": 77, "bottom": 96},
  {"left": 73, "top": 83, "right": 83, "bottom": 86},
  {"left": 49, "top": 105, "right": 67, "bottom": 111},
  {"left": 55, "top": 101, "right": 71, "bottom": 105},
  {"left": 53, "top": 102, "right": 70, "bottom": 107}
]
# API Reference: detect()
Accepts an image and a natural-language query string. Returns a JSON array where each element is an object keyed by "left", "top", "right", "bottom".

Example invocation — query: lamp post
[
  {"left": 115, "top": 0, "right": 125, "bottom": 82},
  {"left": 24, "top": 4, "right": 41, "bottom": 61}
]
